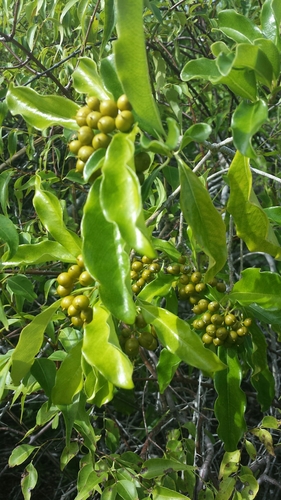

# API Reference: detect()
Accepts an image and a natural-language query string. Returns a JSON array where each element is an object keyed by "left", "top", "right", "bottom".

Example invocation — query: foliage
[{"left": 1, "top": 0, "right": 281, "bottom": 498}]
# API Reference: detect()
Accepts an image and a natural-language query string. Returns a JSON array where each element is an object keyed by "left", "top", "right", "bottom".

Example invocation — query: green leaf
[
  {"left": 101, "top": 131, "right": 155, "bottom": 258},
  {"left": 7, "top": 83, "right": 79, "bottom": 130},
  {"left": 52, "top": 340, "right": 83, "bottom": 405},
  {"left": 2, "top": 240, "right": 78, "bottom": 265},
  {"left": 157, "top": 349, "right": 181, "bottom": 393},
  {"left": 113, "top": 0, "right": 164, "bottom": 136},
  {"left": 100, "top": 54, "right": 124, "bottom": 100},
  {"left": 180, "top": 123, "right": 212, "bottom": 150},
  {"left": 215, "top": 477, "right": 236, "bottom": 500},
  {"left": 217, "top": 10, "right": 263, "bottom": 43},
  {"left": 60, "top": 442, "right": 80, "bottom": 471},
  {"left": 21, "top": 462, "right": 38, "bottom": 500},
  {"left": 229, "top": 268, "right": 281, "bottom": 308},
  {"left": 141, "top": 458, "right": 193, "bottom": 479},
  {"left": 139, "top": 301, "right": 226, "bottom": 374},
  {"left": 218, "top": 450, "right": 241, "bottom": 479},
  {"left": 9, "top": 445, "right": 38, "bottom": 467},
  {"left": 75, "top": 471, "right": 107, "bottom": 500},
  {"left": 227, "top": 152, "right": 281, "bottom": 257},
  {"left": 254, "top": 38, "right": 280, "bottom": 80},
  {"left": 116, "top": 479, "right": 138, "bottom": 500},
  {"left": 11, "top": 300, "right": 62, "bottom": 384},
  {"left": 214, "top": 348, "right": 247, "bottom": 451},
  {"left": 82, "top": 302, "right": 134, "bottom": 389},
  {"left": 251, "top": 367, "right": 275, "bottom": 412},
  {"left": 261, "top": 0, "right": 281, "bottom": 49},
  {"left": 262, "top": 416, "right": 280, "bottom": 429},
  {"left": 181, "top": 58, "right": 222, "bottom": 83},
  {"left": 33, "top": 175, "right": 81, "bottom": 257},
  {"left": 151, "top": 237, "right": 181, "bottom": 261},
  {"left": 72, "top": 57, "right": 113, "bottom": 100},
  {"left": 231, "top": 101, "right": 268, "bottom": 159},
  {"left": 239, "top": 470, "right": 259, "bottom": 499},
  {"left": 30, "top": 358, "right": 56, "bottom": 398},
  {"left": 138, "top": 272, "right": 175, "bottom": 302},
  {"left": 0, "top": 214, "right": 19, "bottom": 258},
  {"left": 100, "top": 0, "right": 115, "bottom": 55},
  {"left": 82, "top": 178, "right": 136, "bottom": 324},
  {"left": 219, "top": 68, "right": 257, "bottom": 101},
  {"left": 179, "top": 160, "right": 227, "bottom": 282},
  {"left": 152, "top": 485, "right": 189, "bottom": 500},
  {"left": 264, "top": 206, "right": 281, "bottom": 224},
  {"left": 6, "top": 275, "right": 36, "bottom": 302}
]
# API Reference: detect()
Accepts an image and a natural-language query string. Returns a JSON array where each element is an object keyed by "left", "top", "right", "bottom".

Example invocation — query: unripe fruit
[
  {"left": 138, "top": 332, "right": 155, "bottom": 349},
  {"left": 208, "top": 301, "right": 220, "bottom": 313},
  {"left": 179, "top": 274, "right": 189, "bottom": 285},
  {"left": 211, "top": 314, "right": 224, "bottom": 326},
  {"left": 216, "top": 281, "right": 226, "bottom": 293},
  {"left": 224, "top": 314, "right": 236, "bottom": 326},
  {"left": 115, "top": 110, "right": 134, "bottom": 132},
  {"left": 202, "top": 333, "right": 213, "bottom": 344},
  {"left": 117, "top": 94, "right": 132, "bottom": 111},
  {"left": 137, "top": 172, "right": 145, "bottom": 185},
  {"left": 130, "top": 270, "right": 139, "bottom": 280},
  {"left": 191, "top": 271, "right": 202, "bottom": 284},
  {"left": 192, "top": 305, "right": 202, "bottom": 315},
  {"left": 86, "top": 111, "right": 102, "bottom": 129},
  {"left": 81, "top": 307, "right": 93, "bottom": 323},
  {"left": 69, "top": 139, "right": 82, "bottom": 155},
  {"left": 142, "top": 269, "right": 152, "bottom": 281},
  {"left": 178, "top": 255, "right": 186, "bottom": 264},
  {"left": 136, "top": 278, "right": 145, "bottom": 288},
  {"left": 216, "top": 327, "right": 228, "bottom": 340},
  {"left": 57, "top": 285, "right": 72, "bottom": 297},
  {"left": 75, "top": 106, "right": 91, "bottom": 126},
  {"left": 57, "top": 272, "right": 74, "bottom": 288},
  {"left": 243, "top": 318, "right": 252, "bottom": 327},
  {"left": 213, "top": 337, "right": 224, "bottom": 346},
  {"left": 185, "top": 283, "right": 195, "bottom": 295},
  {"left": 68, "top": 304, "right": 80, "bottom": 317},
  {"left": 206, "top": 324, "right": 216, "bottom": 336},
  {"left": 92, "top": 133, "right": 111, "bottom": 150},
  {"left": 202, "top": 312, "right": 212, "bottom": 325},
  {"left": 61, "top": 295, "right": 74, "bottom": 310},
  {"left": 141, "top": 256, "right": 152, "bottom": 264},
  {"left": 76, "top": 254, "right": 84, "bottom": 268},
  {"left": 124, "top": 337, "right": 139, "bottom": 357},
  {"left": 100, "top": 99, "right": 118, "bottom": 117},
  {"left": 167, "top": 264, "right": 180, "bottom": 275},
  {"left": 180, "top": 265, "right": 191, "bottom": 274},
  {"left": 229, "top": 330, "right": 238, "bottom": 342},
  {"left": 178, "top": 287, "right": 188, "bottom": 299},
  {"left": 76, "top": 159, "right": 85, "bottom": 173},
  {"left": 86, "top": 96, "right": 100, "bottom": 111},
  {"left": 73, "top": 294, "right": 90, "bottom": 311},
  {"left": 78, "top": 145, "right": 95, "bottom": 162},
  {"left": 189, "top": 295, "right": 199, "bottom": 305},
  {"left": 134, "top": 152, "right": 151, "bottom": 173},
  {"left": 195, "top": 282, "right": 206, "bottom": 293},
  {"left": 237, "top": 326, "right": 248, "bottom": 337},
  {"left": 132, "top": 283, "right": 141, "bottom": 294},
  {"left": 149, "top": 263, "right": 160, "bottom": 273},
  {"left": 197, "top": 299, "right": 209, "bottom": 312},
  {"left": 79, "top": 271, "right": 94, "bottom": 286},
  {"left": 97, "top": 116, "right": 115, "bottom": 134},
  {"left": 131, "top": 261, "right": 143, "bottom": 272},
  {"left": 71, "top": 315, "right": 84, "bottom": 328},
  {"left": 68, "top": 264, "right": 82, "bottom": 280},
  {"left": 78, "top": 126, "right": 94, "bottom": 145},
  {"left": 135, "top": 313, "right": 147, "bottom": 329},
  {"left": 208, "top": 277, "right": 218, "bottom": 287},
  {"left": 195, "top": 319, "right": 205, "bottom": 329}
]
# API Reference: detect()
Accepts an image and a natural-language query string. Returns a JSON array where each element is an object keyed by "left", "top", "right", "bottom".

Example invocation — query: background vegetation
[{"left": 0, "top": 0, "right": 281, "bottom": 499}]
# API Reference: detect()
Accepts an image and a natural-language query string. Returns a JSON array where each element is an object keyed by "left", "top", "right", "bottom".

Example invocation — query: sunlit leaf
[
  {"left": 52, "top": 340, "right": 83, "bottom": 405},
  {"left": 82, "top": 302, "right": 134, "bottom": 389},
  {"left": 180, "top": 123, "right": 212, "bottom": 150},
  {"left": 141, "top": 458, "right": 193, "bottom": 479},
  {"left": 179, "top": 159, "right": 227, "bottom": 282},
  {"left": 21, "top": 462, "right": 38, "bottom": 500},
  {"left": 82, "top": 178, "right": 136, "bottom": 324},
  {"left": 261, "top": 0, "right": 281, "bottom": 49},
  {"left": 139, "top": 301, "right": 226, "bottom": 374},
  {"left": 218, "top": 450, "right": 241, "bottom": 479},
  {"left": 217, "top": 9, "right": 263, "bottom": 43},
  {"left": 2, "top": 240, "right": 77, "bottom": 266},
  {"left": 114, "top": 0, "right": 164, "bottom": 136},
  {"left": 11, "top": 300, "right": 62, "bottom": 384},
  {"left": 229, "top": 268, "right": 281, "bottom": 308},
  {"left": 231, "top": 101, "right": 268, "bottom": 158},
  {"left": 227, "top": 152, "right": 281, "bottom": 256},
  {"left": 157, "top": 349, "right": 181, "bottom": 393},
  {"left": 7, "top": 83, "right": 78, "bottom": 130},
  {"left": 72, "top": 57, "right": 112, "bottom": 99},
  {"left": 0, "top": 214, "right": 18, "bottom": 258},
  {"left": 9, "top": 445, "right": 38, "bottom": 467},
  {"left": 6, "top": 275, "right": 36, "bottom": 302}
]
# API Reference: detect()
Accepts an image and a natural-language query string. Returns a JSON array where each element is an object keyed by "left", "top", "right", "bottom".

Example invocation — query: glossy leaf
[
  {"left": 116, "top": 479, "right": 138, "bottom": 500},
  {"left": 2, "top": 240, "right": 77, "bottom": 266},
  {"left": 218, "top": 450, "right": 241, "bottom": 479},
  {"left": 11, "top": 300, "right": 62, "bottom": 384},
  {"left": 7, "top": 83, "right": 78, "bottom": 130},
  {"left": 82, "top": 302, "right": 134, "bottom": 389},
  {"left": 152, "top": 485, "right": 188, "bottom": 500},
  {"left": 229, "top": 268, "right": 281, "bottom": 308},
  {"left": 216, "top": 477, "right": 236, "bottom": 500},
  {"left": 181, "top": 58, "right": 221, "bottom": 83},
  {"left": 157, "top": 349, "right": 181, "bottom": 393},
  {"left": 30, "top": 358, "right": 56, "bottom": 398},
  {"left": 180, "top": 123, "right": 212, "bottom": 150},
  {"left": 214, "top": 348, "right": 247, "bottom": 451},
  {"left": 101, "top": 131, "right": 155, "bottom": 258},
  {"left": 254, "top": 38, "right": 280, "bottom": 80},
  {"left": 72, "top": 57, "right": 112, "bottom": 99},
  {"left": 179, "top": 160, "right": 227, "bottom": 282},
  {"left": 251, "top": 367, "right": 275, "bottom": 412},
  {"left": 60, "top": 442, "right": 80, "bottom": 471},
  {"left": 217, "top": 10, "right": 263, "bottom": 43},
  {"left": 113, "top": 0, "right": 164, "bottom": 136},
  {"left": 100, "top": 54, "right": 124, "bottom": 100},
  {"left": 261, "top": 0, "right": 281, "bottom": 49},
  {"left": 33, "top": 175, "right": 81, "bottom": 257},
  {"left": 233, "top": 44, "right": 273, "bottom": 88},
  {"left": 0, "top": 214, "right": 18, "bottom": 258},
  {"left": 9, "top": 445, "right": 38, "bottom": 467},
  {"left": 6, "top": 275, "right": 36, "bottom": 302},
  {"left": 219, "top": 68, "right": 257, "bottom": 101},
  {"left": 75, "top": 471, "right": 107, "bottom": 500},
  {"left": 231, "top": 101, "right": 268, "bottom": 158},
  {"left": 21, "top": 462, "right": 38, "bottom": 500},
  {"left": 227, "top": 152, "right": 281, "bottom": 256},
  {"left": 138, "top": 272, "right": 174, "bottom": 302},
  {"left": 239, "top": 468, "right": 259, "bottom": 499},
  {"left": 100, "top": 0, "right": 115, "bottom": 55},
  {"left": 250, "top": 428, "right": 275, "bottom": 455},
  {"left": 82, "top": 178, "right": 136, "bottom": 324},
  {"left": 141, "top": 458, "right": 193, "bottom": 479},
  {"left": 52, "top": 340, "right": 83, "bottom": 405},
  {"left": 139, "top": 301, "right": 226, "bottom": 374}
]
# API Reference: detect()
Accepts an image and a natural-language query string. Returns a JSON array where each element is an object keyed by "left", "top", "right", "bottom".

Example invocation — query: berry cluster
[
  {"left": 192, "top": 302, "right": 252, "bottom": 347},
  {"left": 56, "top": 255, "right": 94, "bottom": 328},
  {"left": 68, "top": 94, "right": 134, "bottom": 176},
  {"left": 118, "top": 313, "right": 158, "bottom": 358},
  {"left": 130, "top": 256, "right": 161, "bottom": 295}
]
